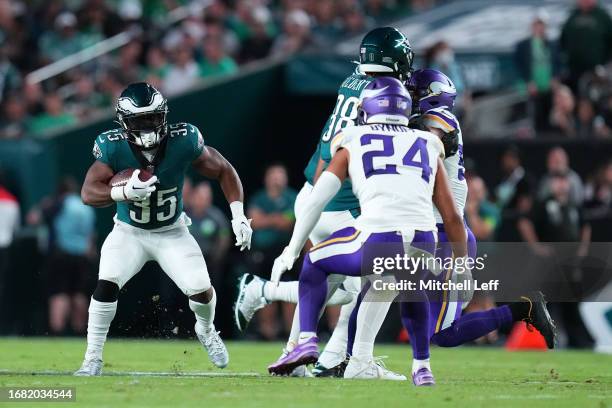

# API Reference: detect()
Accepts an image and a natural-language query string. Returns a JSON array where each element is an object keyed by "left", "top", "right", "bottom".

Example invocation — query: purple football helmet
[
  {"left": 358, "top": 77, "right": 412, "bottom": 126},
  {"left": 406, "top": 69, "right": 457, "bottom": 113}
]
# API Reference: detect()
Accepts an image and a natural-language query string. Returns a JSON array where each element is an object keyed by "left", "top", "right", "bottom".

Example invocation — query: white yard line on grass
[
  {"left": 439, "top": 379, "right": 589, "bottom": 385},
  {"left": 476, "top": 395, "right": 561, "bottom": 400},
  {"left": 0, "top": 369, "right": 262, "bottom": 378}
]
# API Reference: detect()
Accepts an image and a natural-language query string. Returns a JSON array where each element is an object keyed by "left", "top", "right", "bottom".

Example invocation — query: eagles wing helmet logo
[{"left": 117, "top": 92, "right": 166, "bottom": 115}]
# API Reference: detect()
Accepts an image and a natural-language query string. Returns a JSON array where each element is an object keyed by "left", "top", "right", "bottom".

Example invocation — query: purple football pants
[
  {"left": 402, "top": 224, "right": 512, "bottom": 348},
  {"left": 299, "top": 227, "right": 436, "bottom": 360},
  {"left": 346, "top": 224, "right": 513, "bottom": 355}
]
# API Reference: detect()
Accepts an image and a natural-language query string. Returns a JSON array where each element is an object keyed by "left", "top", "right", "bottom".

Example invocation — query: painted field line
[{"left": 0, "top": 369, "right": 262, "bottom": 378}]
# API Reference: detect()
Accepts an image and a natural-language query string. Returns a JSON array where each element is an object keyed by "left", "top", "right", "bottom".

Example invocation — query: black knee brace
[{"left": 92, "top": 279, "right": 119, "bottom": 302}]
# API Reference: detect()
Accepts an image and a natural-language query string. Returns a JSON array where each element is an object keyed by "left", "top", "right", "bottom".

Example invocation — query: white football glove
[
  {"left": 231, "top": 216, "right": 252, "bottom": 251},
  {"left": 451, "top": 257, "right": 474, "bottom": 304},
  {"left": 116, "top": 169, "right": 158, "bottom": 202},
  {"left": 271, "top": 247, "right": 298, "bottom": 283},
  {"left": 229, "top": 201, "right": 252, "bottom": 251}
]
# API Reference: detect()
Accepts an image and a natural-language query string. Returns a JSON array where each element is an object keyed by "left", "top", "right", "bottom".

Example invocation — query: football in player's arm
[{"left": 75, "top": 82, "right": 252, "bottom": 377}]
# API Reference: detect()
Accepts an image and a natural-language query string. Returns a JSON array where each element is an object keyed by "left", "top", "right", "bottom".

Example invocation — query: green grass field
[{"left": 0, "top": 338, "right": 610, "bottom": 408}]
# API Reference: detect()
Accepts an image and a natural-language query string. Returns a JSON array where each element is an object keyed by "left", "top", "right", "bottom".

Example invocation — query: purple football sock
[
  {"left": 400, "top": 298, "right": 430, "bottom": 360},
  {"left": 431, "top": 305, "right": 513, "bottom": 347},
  {"left": 298, "top": 255, "right": 328, "bottom": 333}
]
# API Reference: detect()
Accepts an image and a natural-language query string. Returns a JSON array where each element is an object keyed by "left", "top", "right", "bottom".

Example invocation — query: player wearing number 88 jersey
[
  {"left": 301, "top": 72, "right": 373, "bottom": 222},
  {"left": 301, "top": 26, "right": 415, "bottom": 235},
  {"left": 75, "top": 82, "right": 253, "bottom": 376}
]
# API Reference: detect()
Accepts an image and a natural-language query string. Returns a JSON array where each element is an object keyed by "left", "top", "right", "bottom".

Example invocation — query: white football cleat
[
  {"left": 195, "top": 324, "right": 229, "bottom": 368},
  {"left": 344, "top": 356, "right": 407, "bottom": 381},
  {"left": 234, "top": 273, "right": 269, "bottom": 332},
  {"left": 74, "top": 358, "right": 103, "bottom": 376},
  {"left": 290, "top": 364, "right": 313, "bottom": 377}
]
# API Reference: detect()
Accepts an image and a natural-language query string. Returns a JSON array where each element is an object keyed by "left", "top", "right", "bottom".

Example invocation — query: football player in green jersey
[
  {"left": 234, "top": 27, "right": 414, "bottom": 377},
  {"left": 75, "top": 83, "right": 253, "bottom": 376}
]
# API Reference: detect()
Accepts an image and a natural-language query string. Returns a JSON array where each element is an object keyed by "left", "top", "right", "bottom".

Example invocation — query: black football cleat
[
  {"left": 312, "top": 359, "right": 348, "bottom": 378},
  {"left": 519, "top": 291, "right": 557, "bottom": 349}
]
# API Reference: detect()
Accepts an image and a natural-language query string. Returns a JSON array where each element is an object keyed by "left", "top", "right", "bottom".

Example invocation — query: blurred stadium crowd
[
  {"left": 0, "top": 0, "right": 439, "bottom": 138},
  {"left": 0, "top": 0, "right": 611, "bottom": 350},
  {"left": 515, "top": 1, "right": 612, "bottom": 138}
]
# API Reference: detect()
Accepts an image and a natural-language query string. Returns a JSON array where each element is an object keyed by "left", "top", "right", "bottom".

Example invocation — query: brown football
[{"left": 109, "top": 168, "right": 154, "bottom": 187}]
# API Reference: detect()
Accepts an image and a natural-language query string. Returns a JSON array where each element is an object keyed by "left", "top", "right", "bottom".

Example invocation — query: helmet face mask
[
  {"left": 116, "top": 82, "right": 168, "bottom": 150},
  {"left": 122, "top": 112, "right": 166, "bottom": 131},
  {"left": 132, "top": 130, "right": 161, "bottom": 149}
]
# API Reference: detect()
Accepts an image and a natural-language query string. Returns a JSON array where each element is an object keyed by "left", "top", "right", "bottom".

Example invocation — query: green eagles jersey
[
  {"left": 92, "top": 122, "right": 204, "bottom": 230},
  {"left": 303, "top": 72, "right": 374, "bottom": 213}
]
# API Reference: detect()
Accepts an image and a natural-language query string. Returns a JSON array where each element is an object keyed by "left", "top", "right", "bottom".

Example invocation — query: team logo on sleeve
[
  {"left": 197, "top": 132, "right": 204, "bottom": 150},
  {"left": 93, "top": 141, "right": 102, "bottom": 159}
]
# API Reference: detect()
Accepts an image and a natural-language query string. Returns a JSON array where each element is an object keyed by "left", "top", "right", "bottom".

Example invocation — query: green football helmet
[
  {"left": 116, "top": 82, "right": 168, "bottom": 150},
  {"left": 359, "top": 27, "right": 414, "bottom": 81}
]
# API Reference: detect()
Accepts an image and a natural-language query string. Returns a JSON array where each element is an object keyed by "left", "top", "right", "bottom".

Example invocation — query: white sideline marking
[{"left": 0, "top": 369, "right": 261, "bottom": 378}]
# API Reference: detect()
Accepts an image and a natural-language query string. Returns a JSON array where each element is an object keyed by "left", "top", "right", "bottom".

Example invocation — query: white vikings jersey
[
  {"left": 331, "top": 123, "right": 445, "bottom": 233},
  {"left": 421, "top": 108, "right": 468, "bottom": 224}
]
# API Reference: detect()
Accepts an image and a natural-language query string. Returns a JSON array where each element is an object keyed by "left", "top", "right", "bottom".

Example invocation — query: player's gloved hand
[
  {"left": 271, "top": 247, "right": 298, "bottom": 283},
  {"left": 451, "top": 256, "right": 474, "bottom": 304},
  {"left": 230, "top": 202, "right": 252, "bottom": 251},
  {"left": 113, "top": 170, "right": 158, "bottom": 202}
]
